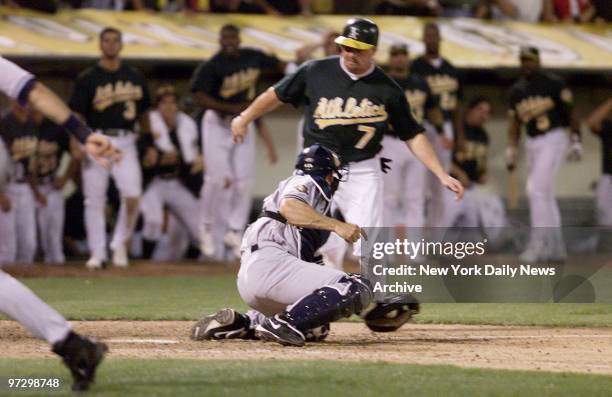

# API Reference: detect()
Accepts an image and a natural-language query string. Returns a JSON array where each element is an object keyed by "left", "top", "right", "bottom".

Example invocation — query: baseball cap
[{"left": 519, "top": 46, "right": 540, "bottom": 61}]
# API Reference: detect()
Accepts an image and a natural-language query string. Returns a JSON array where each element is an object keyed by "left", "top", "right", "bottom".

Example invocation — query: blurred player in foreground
[{"left": 586, "top": 98, "right": 612, "bottom": 228}]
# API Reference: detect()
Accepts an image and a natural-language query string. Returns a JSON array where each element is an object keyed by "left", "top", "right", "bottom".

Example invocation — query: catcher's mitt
[{"left": 361, "top": 294, "right": 420, "bottom": 332}]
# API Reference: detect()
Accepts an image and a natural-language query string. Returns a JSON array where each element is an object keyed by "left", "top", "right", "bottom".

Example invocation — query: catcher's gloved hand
[
  {"left": 567, "top": 134, "right": 583, "bottom": 162},
  {"left": 380, "top": 157, "right": 392, "bottom": 174},
  {"left": 361, "top": 294, "right": 420, "bottom": 332}
]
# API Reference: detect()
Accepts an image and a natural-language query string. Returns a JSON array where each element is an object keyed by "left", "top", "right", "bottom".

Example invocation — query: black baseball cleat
[
  {"left": 191, "top": 308, "right": 252, "bottom": 340},
  {"left": 52, "top": 331, "right": 108, "bottom": 391},
  {"left": 255, "top": 315, "right": 306, "bottom": 347}
]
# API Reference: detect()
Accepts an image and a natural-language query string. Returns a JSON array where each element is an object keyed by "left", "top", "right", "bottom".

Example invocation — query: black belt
[
  {"left": 250, "top": 244, "right": 259, "bottom": 253},
  {"left": 259, "top": 210, "right": 287, "bottom": 224}
]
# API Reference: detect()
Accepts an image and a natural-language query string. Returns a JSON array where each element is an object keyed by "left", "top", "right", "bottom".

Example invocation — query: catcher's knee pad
[{"left": 284, "top": 274, "right": 373, "bottom": 332}]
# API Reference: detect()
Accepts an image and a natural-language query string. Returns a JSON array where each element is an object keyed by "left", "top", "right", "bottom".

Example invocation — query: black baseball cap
[{"left": 519, "top": 46, "right": 540, "bottom": 61}]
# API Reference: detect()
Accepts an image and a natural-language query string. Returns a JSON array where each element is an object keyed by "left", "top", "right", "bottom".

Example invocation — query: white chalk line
[{"left": 105, "top": 338, "right": 179, "bottom": 344}]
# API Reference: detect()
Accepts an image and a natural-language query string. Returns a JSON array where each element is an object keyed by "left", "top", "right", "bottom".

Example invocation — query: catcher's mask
[{"left": 295, "top": 144, "right": 344, "bottom": 197}]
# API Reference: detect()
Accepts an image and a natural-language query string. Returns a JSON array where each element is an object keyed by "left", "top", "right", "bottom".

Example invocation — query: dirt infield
[{"left": 1, "top": 320, "right": 610, "bottom": 375}]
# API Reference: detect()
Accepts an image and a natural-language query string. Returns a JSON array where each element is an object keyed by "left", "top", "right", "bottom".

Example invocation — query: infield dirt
[{"left": 1, "top": 320, "right": 610, "bottom": 375}]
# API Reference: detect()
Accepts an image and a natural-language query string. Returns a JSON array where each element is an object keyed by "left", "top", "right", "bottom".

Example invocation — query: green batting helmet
[{"left": 335, "top": 17, "right": 379, "bottom": 50}]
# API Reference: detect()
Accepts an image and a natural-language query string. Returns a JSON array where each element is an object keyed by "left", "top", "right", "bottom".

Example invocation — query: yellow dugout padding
[{"left": 0, "top": 9, "right": 610, "bottom": 70}]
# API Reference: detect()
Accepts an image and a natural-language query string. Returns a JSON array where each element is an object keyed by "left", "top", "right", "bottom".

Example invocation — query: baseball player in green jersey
[
  {"left": 231, "top": 18, "right": 463, "bottom": 269},
  {"left": 70, "top": 27, "right": 151, "bottom": 268},
  {"left": 506, "top": 46, "right": 582, "bottom": 262}
]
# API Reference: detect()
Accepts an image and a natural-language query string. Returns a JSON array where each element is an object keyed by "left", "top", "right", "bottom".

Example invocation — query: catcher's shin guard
[{"left": 283, "top": 274, "right": 373, "bottom": 333}]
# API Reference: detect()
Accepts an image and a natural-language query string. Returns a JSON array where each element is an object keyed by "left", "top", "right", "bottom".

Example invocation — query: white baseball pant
[
  {"left": 151, "top": 214, "right": 191, "bottom": 261},
  {"left": 380, "top": 135, "right": 428, "bottom": 228},
  {"left": 37, "top": 183, "right": 66, "bottom": 264},
  {"left": 81, "top": 133, "right": 142, "bottom": 261},
  {"left": 141, "top": 178, "right": 199, "bottom": 243},
  {"left": 0, "top": 182, "right": 37, "bottom": 264},
  {"left": 524, "top": 128, "right": 568, "bottom": 255},
  {"left": 318, "top": 155, "right": 384, "bottom": 268},
  {"left": 596, "top": 174, "right": 612, "bottom": 226},
  {"left": 200, "top": 110, "right": 255, "bottom": 239},
  {"left": 426, "top": 122, "right": 460, "bottom": 227}
]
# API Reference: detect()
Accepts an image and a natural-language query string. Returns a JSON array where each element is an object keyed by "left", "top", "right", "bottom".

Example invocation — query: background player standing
[
  {"left": 191, "top": 23, "right": 282, "bottom": 259},
  {"left": 0, "top": 102, "right": 38, "bottom": 264},
  {"left": 231, "top": 18, "right": 463, "bottom": 272},
  {"left": 506, "top": 46, "right": 582, "bottom": 262},
  {"left": 411, "top": 22, "right": 464, "bottom": 228},
  {"left": 0, "top": 55, "right": 112, "bottom": 392},
  {"left": 31, "top": 114, "right": 76, "bottom": 264},
  {"left": 586, "top": 97, "right": 612, "bottom": 227},
  {"left": 381, "top": 43, "right": 444, "bottom": 245},
  {"left": 70, "top": 27, "right": 151, "bottom": 268}
]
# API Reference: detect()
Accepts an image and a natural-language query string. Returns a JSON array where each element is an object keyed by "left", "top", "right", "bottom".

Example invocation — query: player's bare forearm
[
  {"left": 279, "top": 198, "right": 339, "bottom": 232},
  {"left": 427, "top": 107, "right": 444, "bottom": 133},
  {"left": 280, "top": 198, "right": 361, "bottom": 243},
  {"left": 255, "top": 118, "right": 278, "bottom": 164},
  {"left": 453, "top": 104, "right": 465, "bottom": 150},
  {"left": 405, "top": 133, "right": 446, "bottom": 180},
  {"left": 569, "top": 106, "right": 581, "bottom": 137},
  {"left": 586, "top": 98, "right": 612, "bottom": 134},
  {"left": 27, "top": 82, "right": 71, "bottom": 125},
  {"left": 507, "top": 116, "right": 521, "bottom": 148},
  {"left": 138, "top": 111, "right": 151, "bottom": 136}
]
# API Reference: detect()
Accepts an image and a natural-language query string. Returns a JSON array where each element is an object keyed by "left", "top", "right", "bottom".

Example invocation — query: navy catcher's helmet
[
  {"left": 295, "top": 144, "right": 341, "bottom": 177},
  {"left": 295, "top": 144, "right": 342, "bottom": 196}
]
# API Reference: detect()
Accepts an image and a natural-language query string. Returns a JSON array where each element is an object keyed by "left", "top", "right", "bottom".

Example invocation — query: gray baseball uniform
[
  {"left": 237, "top": 174, "right": 346, "bottom": 318},
  {"left": 0, "top": 56, "right": 72, "bottom": 345}
]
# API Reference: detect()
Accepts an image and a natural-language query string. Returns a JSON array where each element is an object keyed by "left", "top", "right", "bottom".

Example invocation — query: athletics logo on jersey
[{"left": 313, "top": 97, "right": 388, "bottom": 129}]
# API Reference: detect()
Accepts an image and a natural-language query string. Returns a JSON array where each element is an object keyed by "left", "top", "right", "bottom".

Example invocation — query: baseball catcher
[{"left": 191, "top": 144, "right": 418, "bottom": 346}]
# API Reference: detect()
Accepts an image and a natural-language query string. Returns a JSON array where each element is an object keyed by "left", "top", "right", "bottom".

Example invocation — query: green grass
[
  {"left": 4, "top": 276, "right": 609, "bottom": 326},
  {"left": 0, "top": 358, "right": 610, "bottom": 397}
]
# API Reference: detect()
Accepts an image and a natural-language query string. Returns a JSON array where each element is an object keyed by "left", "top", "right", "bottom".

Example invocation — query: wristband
[{"left": 62, "top": 114, "right": 92, "bottom": 143}]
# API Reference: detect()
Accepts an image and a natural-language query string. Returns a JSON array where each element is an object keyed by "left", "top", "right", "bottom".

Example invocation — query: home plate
[{"left": 106, "top": 338, "right": 179, "bottom": 344}]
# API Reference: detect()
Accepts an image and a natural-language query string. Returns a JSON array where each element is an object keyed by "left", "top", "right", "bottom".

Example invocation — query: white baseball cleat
[
  {"left": 223, "top": 230, "right": 242, "bottom": 258},
  {"left": 112, "top": 246, "right": 129, "bottom": 268},
  {"left": 199, "top": 224, "right": 216, "bottom": 257},
  {"left": 85, "top": 257, "right": 103, "bottom": 270}
]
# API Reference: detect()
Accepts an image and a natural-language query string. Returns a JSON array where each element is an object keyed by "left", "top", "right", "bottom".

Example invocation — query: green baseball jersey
[
  {"left": 69, "top": 63, "right": 150, "bottom": 131},
  {"left": 410, "top": 56, "right": 462, "bottom": 122},
  {"left": 274, "top": 56, "right": 424, "bottom": 163},
  {"left": 508, "top": 72, "right": 572, "bottom": 137},
  {"left": 191, "top": 48, "right": 281, "bottom": 104}
]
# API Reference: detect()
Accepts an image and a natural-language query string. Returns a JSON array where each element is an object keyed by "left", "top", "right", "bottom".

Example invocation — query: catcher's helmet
[
  {"left": 335, "top": 17, "right": 379, "bottom": 50},
  {"left": 295, "top": 144, "right": 342, "bottom": 196},
  {"left": 295, "top": 144, "right": 341, "bottom": 177}
]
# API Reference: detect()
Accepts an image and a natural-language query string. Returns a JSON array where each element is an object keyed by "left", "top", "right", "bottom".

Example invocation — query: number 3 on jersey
[
  {"left": 124, "top": 100, "right": 136, "bottom": 120},
  {"left": 355, "top": 125, "right": 375, "bottom": 149}
]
